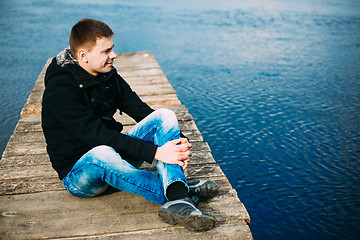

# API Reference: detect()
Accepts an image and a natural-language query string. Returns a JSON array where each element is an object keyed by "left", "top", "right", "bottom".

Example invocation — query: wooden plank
[
  {"left": 14, "top": 106, "right": 191, "bottom": 133},
  {"left": 0, "top": 188, "right": 249, "bottom": 240},
  {"left": 0, "top": 177, "right": 64, "bottom": 195},
  {"left": 123, "top": 75, "right": 170, "bottom": 85},
  {"left": 0, "top": 144, "right": 212, "bottom": 178},
  {"left": 2, "top": 141, "right": 47, "bottom": 158},
  {"left": 130, "top": 83, "right": 177, "bottom": 96},
  {"left": 0, "top": 163, "right": 225, "bottom": 197},
  {"left": 0, "top": 170, "right": 229, "bottom": 196},
  {"left": 1, "top": 137, "right": 211, "bottom": 159},
  {"left": 20, "top": 92, "right": 180, "bottom": 116},
  {"left": 6, "top": 123, "right": 203, "bottom": 159},
  {"left": 0, "top": 155, "right": 220, "bottom": 180},
  {"left": 6, "top": 131, "right": 45, "bottom": 144},
  {"left": 113, "top": 51, "right": 160, "bottom": 69},
  {"left": 24, "top": 81, "right": 179, "bottom": 105},
  {"left": 56, "top": 223, "right": 253, "bottom": 240},
  {"left": 20, "top": 102, "right": 42, "bottom": 116},
  {"left": 0, "top": 153, "right": 49, "bottom": 167},
  {"left": 118, "top": 68, "right": 165, "bottom": 78},
  {"left": 20, "top": 97, "right": 182, "bottom": 117}
]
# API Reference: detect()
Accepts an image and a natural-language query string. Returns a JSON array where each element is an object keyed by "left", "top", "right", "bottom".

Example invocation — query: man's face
[{"left": 83, "top": 37, "right": 117, "bottom": 76}]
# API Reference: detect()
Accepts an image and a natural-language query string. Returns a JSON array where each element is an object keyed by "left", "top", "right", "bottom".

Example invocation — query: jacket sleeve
[{"left": 43, "top": 74, "right": 157, "bottom": 164}]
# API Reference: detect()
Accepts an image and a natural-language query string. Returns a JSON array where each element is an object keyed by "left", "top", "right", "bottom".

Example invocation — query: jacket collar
[
  {"left": 55, "top": 48, "right": 117, "bottom": 89},
  {"left": 70, "top": 66, "right": 117, "bottom": 89}
]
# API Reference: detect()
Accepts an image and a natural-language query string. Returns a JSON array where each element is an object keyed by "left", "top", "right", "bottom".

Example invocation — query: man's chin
[
  {"left": 105, "top": 64, "right": 113, "bottom": 70},
  {"left": 101, "top": 65, "right": 113, "bottom": 73}
]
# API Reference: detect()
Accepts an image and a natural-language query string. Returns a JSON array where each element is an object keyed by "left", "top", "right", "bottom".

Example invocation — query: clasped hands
[{"left": 154, "top": 138, "right": 192, "bottom": 170}]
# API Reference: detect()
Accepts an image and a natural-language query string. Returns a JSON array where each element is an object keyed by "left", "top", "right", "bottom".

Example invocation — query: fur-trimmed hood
[
  {"left": 56, "top": 48, "right": 77, "bottom": 68},
  {"left": 44, "top": 48, "right": 82, "bottom": 87}
]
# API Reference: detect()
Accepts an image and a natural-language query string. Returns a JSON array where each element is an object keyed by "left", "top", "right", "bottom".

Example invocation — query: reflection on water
[{"left": 0, "top": 0, "right": 359, "bottom": 239}]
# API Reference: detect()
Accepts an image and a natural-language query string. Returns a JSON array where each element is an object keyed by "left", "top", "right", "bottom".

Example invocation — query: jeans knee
[
  {"left": 154, "top": 108, "right": 178, "bottom": 125},
  {"left": 87, "top": 145, "right": 136, "bottom": 172},
  {"left": 89, "top": 145, "right": 117, "bottom": 162}
]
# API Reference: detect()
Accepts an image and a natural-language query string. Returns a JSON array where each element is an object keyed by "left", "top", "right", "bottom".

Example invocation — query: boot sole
[{"left": 158, "top": 208, "right": 216, "bottom": 232}]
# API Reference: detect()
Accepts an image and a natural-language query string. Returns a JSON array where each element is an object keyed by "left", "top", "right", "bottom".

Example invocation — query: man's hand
[{"left": 155, "top": 138, "right": 192, "bottom": 170}]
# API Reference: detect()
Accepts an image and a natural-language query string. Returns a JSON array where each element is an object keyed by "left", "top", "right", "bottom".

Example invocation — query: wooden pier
[{"left": 0, "top": 51, "right": 253, "bottom": 239}]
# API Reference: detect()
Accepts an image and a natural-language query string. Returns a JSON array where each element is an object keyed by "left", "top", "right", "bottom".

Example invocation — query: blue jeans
[{"left": 62, "top": 109, "right": 188, "bottom": 205}]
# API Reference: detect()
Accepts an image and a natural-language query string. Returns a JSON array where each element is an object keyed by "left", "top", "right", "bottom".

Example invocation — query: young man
[{"left": 41, "top": 18, "right": 218, "bottom": 232}]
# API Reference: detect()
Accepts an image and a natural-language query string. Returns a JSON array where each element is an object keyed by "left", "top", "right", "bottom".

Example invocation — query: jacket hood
[
  {"left": 45, "top": 48, "right": 78, "bottom": 86},
  {"left": 56, "top": 48, "right": 77, "bottom": 67}
]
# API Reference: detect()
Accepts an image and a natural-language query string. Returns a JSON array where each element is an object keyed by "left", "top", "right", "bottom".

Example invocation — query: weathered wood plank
[
  {"left": 0, "top": 171, "right": 229, "bottom": 197},
  {"left": 123, "top": 75, "right": 170, "bottom": 85},
  {"left": 5, "top": 128, "right": 205, "bottom": 160},
  {"left": 21, "top": 78, "right": 177, "bottom": 116},
  {"left": 57, "top": 223, "right": 253, "bottom": 240},
  {"left": 20, "top": 99, "right": 182, "bottom": 117},
  {"left": 20, "top": 92, "right": 180, "bottom": 116},
  {"left": 0, "top": 143, "right": 214, "bottom": 165},
  {"left": 0, "top": 153, "right": 49, "bottom": 167},
  {"left": 118, "top": 68, "right": 165, "bottom": 78},
  {"left": 113, "top": 51, "right": 159, "bottom": 69},
  {"left": 0, "top": 177, "right": 64, "bottom": 195},
  {"left": 2, "top": 141, "right": 47, "bottom": 158},
  {"left": 20, "top": 102, "right": 42, "bottom": 116},
  {"left": 6, "top": 131, "right": 45, "bottom": 144},
  {"left": 7, "top": 128, "right": 200, "bottom": 146},
  {"left": 0, "top": 155, "right": 219, "bottom": 181},
  {"left": 0, "top": 188, "right": 249, "bottom": 240},
  {"left": 14, "top": 106, "right": 191, "bottom": 133},
  {"left": 1, "top": 136, "right": 211, "bottom": 159}
]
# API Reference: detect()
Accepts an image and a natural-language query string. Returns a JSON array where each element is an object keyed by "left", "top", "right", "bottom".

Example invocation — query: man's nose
[{"left": 110, "top": 50, "right": 117, "bottom": 59}]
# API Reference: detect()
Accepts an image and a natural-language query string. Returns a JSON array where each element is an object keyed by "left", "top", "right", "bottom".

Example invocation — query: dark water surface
[{"left": 1, "top": 0, "right": 359, "bottom": 239}]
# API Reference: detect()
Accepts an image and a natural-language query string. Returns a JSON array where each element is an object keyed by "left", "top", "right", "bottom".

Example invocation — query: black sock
[{"left": 166, "top": 181, "right": 189, "bottom": 201}]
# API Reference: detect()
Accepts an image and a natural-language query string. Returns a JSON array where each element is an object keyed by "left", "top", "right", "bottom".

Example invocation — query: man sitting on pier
[{"left": 41, "top": 18, "right": 218, "bottom": 232}]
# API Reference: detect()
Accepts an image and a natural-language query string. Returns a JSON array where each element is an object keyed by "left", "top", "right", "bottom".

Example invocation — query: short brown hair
[{"left": 69, "top": 18, "right": 114, "bottom": 59}]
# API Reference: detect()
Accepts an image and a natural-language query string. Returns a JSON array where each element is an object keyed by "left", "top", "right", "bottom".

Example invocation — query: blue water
[{"left": 1, "top": 0, "right": 359, "bottom": 239}]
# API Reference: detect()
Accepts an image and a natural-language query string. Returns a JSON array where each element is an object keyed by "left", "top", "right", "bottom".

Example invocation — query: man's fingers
[
  {"left": 176, "top": 143, "right": 192, "bottom": 152},
  {"left": 177, "top": 160, "right": 184, "bottom": 168},
  {"left": 182, "top": 160, "right": 188, "bottom": 170},
  {"left": 177, "top": 151, "right": 191, "bottom": 161},
  {"left": 177, "top": 159, "right": 189, "bottom": 170}
]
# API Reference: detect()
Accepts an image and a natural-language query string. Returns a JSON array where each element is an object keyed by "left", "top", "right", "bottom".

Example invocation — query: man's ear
[{"left": 78, "top": 49, "right": 88, "bottom": 63}]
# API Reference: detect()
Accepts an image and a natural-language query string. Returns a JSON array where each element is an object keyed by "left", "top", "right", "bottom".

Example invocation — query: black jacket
[{"left": 41, "top": 48, "right": 157, "bottom": 179}]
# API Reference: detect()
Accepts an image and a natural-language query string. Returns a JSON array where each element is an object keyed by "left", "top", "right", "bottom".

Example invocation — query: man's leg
[
  {"left": 127, "top": 109, "right": 217, "bottom": 231},
  {"left": 62, "top": 145, "right": 168, "bottom": 204},
  {"left": 126, "top": 108, "right": 188, "bottom": 200},
  {"left": 62, "top": 109, "right": 186, "bottom": 204}
]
